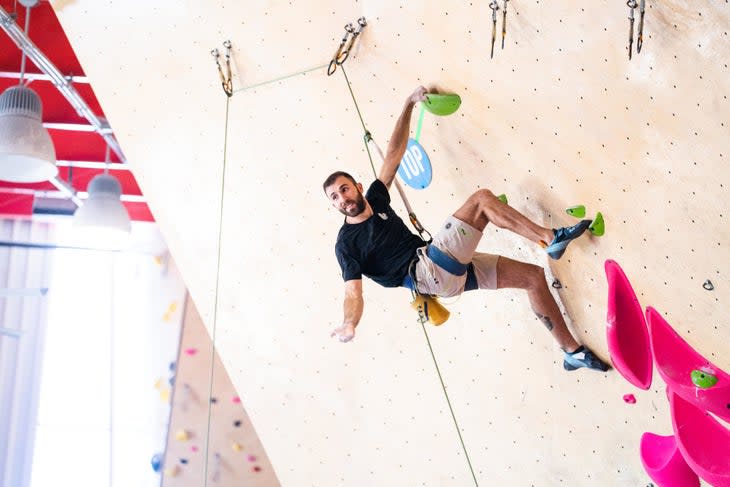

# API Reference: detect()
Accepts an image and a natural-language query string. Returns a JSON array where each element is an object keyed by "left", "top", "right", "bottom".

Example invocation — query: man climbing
[{"left": 323, "top": 86, "right": 609, "bottom": 372}]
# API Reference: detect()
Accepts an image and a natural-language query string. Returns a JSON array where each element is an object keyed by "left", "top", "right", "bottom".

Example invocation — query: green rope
[
  {"left": 338, "top": 64, "right": 478, "bottom": 487},
  {"left": 233, "top": 63, "right": 329, "bottom": 94},
  {"left": 418, "top": 320, "right": 479, "bottom": 486},
  {"left": 339, "top": 65, "right": 377, "bottom": 179},
  {"left": 203, "top": 95, "right": 231, "bottom": 486}
]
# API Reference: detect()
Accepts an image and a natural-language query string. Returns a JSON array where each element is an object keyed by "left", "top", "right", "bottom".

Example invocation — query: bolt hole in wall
[{"left": 26, "top": 220, "right": 186, "bottom": 487}]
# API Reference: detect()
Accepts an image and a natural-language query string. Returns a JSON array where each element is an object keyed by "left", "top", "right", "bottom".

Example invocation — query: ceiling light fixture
[
  {"left": 73, "top": 144, "right": 131, "bottom": 239},
  {"left": 0, "top": 1, "right": 58, "bottom": 183}
]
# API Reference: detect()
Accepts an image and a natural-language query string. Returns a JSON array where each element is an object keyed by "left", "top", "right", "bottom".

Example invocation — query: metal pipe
[
  {"left": 48, "top": 177, "right": 83, "bottom": 206},
  {"left": 0, "top": 186, "right": 146, "bottom": 203},
  {"left": 0, "top": 6, "right": 126, "bottom": 163},
  {"left": 0, "top": 70, "right": 89, "bottom": 83},
  {"left": 55, "top": 160, "right": 132, "bottom": 171}
]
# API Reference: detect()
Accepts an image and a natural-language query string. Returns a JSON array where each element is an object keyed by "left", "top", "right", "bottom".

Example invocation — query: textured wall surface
[
  {"left": 163, "top": 293, "right": 279, "bottom": 486},
  {"left": 53, "top": 1, "right": 729, "bottom": 485}
]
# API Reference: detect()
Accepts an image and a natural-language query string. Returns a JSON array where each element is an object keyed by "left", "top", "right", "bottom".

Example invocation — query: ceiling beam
[
  {"left": 0, "top": 6, "right": 126, "bottom": 163},
  {"left": 43, "top": 122, "right": 113, "bottom": 134},
  {"left": 0, "top": 70, "right": 89, "bottom": 83},
  {"left": 55, "top": 160, "right": 132, "bottom": 171}
]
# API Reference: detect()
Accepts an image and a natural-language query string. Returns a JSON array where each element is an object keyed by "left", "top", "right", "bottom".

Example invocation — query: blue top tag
[{"left": 397, "top": 138, "right": 432, "bottom": 190}]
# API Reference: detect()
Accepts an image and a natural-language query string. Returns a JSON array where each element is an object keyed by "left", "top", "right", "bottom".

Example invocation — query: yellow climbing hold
[{"left": 175, "top": 429, "right": 190, "bottom": 442}]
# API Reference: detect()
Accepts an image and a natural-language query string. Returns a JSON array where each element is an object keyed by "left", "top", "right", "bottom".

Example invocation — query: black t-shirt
[{"left": 335, "top": 179, "right": 424, "bottom": 287}]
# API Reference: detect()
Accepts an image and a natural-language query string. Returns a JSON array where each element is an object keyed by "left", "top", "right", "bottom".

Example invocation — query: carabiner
[{"left": 336, "top": 23, "right": 356, "bottom": 64}]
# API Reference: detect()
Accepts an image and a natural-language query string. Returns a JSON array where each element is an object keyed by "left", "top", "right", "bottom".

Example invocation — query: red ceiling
[{"left": 0, "top": 0, "right": 153, "bottom": 221}]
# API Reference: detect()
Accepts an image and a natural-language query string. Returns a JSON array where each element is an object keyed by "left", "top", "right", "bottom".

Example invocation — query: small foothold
[
  {"left": 175, "top": 429, "right": 190, "bottom": 442},
  {"left": 551, "top": 279, "right": 562, "bottom": 289},
  {"left": 247, "top": 454, "right": 257, "bottom": 462},
  {"left": 232, "top": 396, "right": 241, "bottom": 404},
  {"left": 164, "top": 466, "right": 179, "bottom": 478},
  {"left": 191, "top": 445, "right": 199, "bottom": 453},
  {"left": 232, "top": 442, "right": 243, "bottom": 452},
  {"left": 589, "top": 212, "right": 605, "bottom": 236},
  {"left": 180, "top": 458, "right": 188, "bottom": 465},
  {"left": 210, "top": 397, "right": 218, "bottom": 404},
  {"left": 497, "top": 194, "right": 508, "bottom": 204},
  {"left": 253, "top": 466, "right": 262, "bottom": 472},
  {"left": 703, "top": 279, "right": 714, "bottom": 291},
  {"left": 623, "top": 394, "right": 636, "bottom": 404},
  {"left": 566, "top": 205, "right": 586, "bottom": 218},
  {"left": 150, "top": 453, "right": 163, "bottom": 473},
  {"left": 184, "top": 348, "right": 198, "bottom": 356},
  {"left": 169, "top": 361, "right": 176, "bottom": 371},
  {"left": 691, "top": 369, "right": 718, "bottom": 389},
  {"left": 234, "top": 420, "right": 242, "bottom": 427}
]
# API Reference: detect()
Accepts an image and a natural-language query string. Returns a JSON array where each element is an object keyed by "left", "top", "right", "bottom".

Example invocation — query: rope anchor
[
  {"left": 211, "top": 40, "right": 234, "bottom": 97},
  {"left": 327, "top": 17, "right": 367, "bottom": 76}
]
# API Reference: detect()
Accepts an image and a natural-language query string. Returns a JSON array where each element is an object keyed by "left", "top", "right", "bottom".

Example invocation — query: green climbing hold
[
  {"left": 589, "top": 212, "right": 605, "bottom": 236},
  {"left": 422, "top": 94, "right": 462, "bottom": 116},
  {"left": 497, "top": 194, "right": 508, "bottom": 204},
  {"left": 691, "top": 369, "right": 719, "bottom": 389},
  {"left": 566, "top": 205, "right": 586, "bottom": 218}
]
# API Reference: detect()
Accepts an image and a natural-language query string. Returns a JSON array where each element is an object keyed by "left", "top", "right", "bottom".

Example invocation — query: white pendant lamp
[
  {"left": 0, "top": 2, "right": 57, "bottom": 183},
  {"left": 0, "top": 81, "right": 58, "bottom": 184},
  {"left": 73, "top": 172, "right": 131, "bottom": 235}
]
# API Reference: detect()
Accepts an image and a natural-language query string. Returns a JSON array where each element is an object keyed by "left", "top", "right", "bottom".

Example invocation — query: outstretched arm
[
  {"left": 377, "top": 86, "right": 428, "bottom": 189},
  {"left": 331, "top": 279, "right": 363, "bottom": 342}
]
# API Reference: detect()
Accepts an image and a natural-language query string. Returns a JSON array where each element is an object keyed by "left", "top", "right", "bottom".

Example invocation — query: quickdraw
[
  {"left": 626, "top": 0, "right": 640, "bottom": 60},
  {"left": 501, "top": 0, "right": 509, "bottom": 50},
  {"left": 211, "top": 40, "right": 233, "bottom": 97},
  {"left": 327, "top": 17, "right": 367, "bottom": 76},
  {"left": 637, "top": 0, "right": 646, "bottom": 53},
  {"left": 489, "top": 1, "right": 499, "bottom": 59}
]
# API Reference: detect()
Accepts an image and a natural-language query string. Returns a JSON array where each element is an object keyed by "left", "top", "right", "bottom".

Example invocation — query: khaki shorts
[{"left": 414, "top": 216, "right": 499, "bottom": 297}]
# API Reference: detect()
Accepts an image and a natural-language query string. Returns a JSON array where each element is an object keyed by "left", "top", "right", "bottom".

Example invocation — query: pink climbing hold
[
  {"left": 191, "top": 446, "right": 199, "bottom": 453},
  {"left": 184, "top": 348, "right": 198, "bottom": 356},
  {"left": 247, "top": 454, "right": 257, "bottom": 462},
  {"left": 640, "top": 432, "right": 700, "bottom": 487},
  {"left": 604, "top": 260, "right": 653, "bottom": 390},
  {"left": 670, "top": 390, "right": 730, "bottom": 487},
  {"left": 647, "top": 306, "right": 730, "bottom": 422},
  {"left": 232, "top": 396, "right": 241, "bottom": 404},
  {"left": 623, "top": 394, "right": 637, "bottom": 404}
]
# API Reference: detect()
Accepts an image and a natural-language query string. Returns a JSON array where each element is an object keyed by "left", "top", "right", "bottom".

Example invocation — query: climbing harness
[
  {"left": 627, "top": 0, "right": 638, "bottom": 60},
  {"left": 211, "top": 40, "right": 233, "bottom": 97},
  {"left": 488, "top": 1, "right": 499, "bottom": 59},
  {"left": 327, "top": 17, "right": 367, "bottom": 76}
]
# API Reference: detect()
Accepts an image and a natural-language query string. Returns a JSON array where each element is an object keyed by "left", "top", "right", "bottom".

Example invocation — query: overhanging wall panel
[{"left": 55, "top": 0, "right": 729, "bottom": 485}]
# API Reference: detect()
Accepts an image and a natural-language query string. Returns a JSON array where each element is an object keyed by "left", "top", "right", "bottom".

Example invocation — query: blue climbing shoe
[
  {"left": 545, "top": 219, "right": 592, "bottom": 260},
  {"left": 563, "top": 345, "right": 610, "bottom": 372}
]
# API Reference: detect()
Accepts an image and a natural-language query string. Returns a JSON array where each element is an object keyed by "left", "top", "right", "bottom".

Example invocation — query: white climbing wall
[{"left": 53, "top": 0, "right": 729, "bottom": 485}]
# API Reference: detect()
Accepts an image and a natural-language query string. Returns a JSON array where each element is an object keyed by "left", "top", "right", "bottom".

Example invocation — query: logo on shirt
[{"left": 378, "top": 212, "right": 388, "bottom": 220}]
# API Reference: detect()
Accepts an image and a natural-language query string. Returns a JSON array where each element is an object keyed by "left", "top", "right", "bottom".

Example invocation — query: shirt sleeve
[
  {"left": 367, "top": 179, "right": 391, "bottom": 207},
  {"left": 335, "top": 243, "right": 362, "bottom": 281}
]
